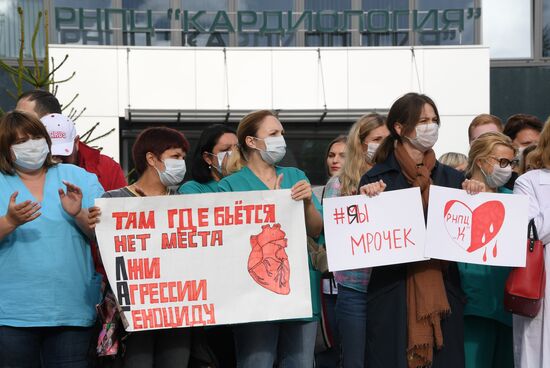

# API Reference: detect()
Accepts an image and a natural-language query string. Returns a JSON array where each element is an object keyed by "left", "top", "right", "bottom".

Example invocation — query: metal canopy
[{"left": 125, "top": 108, "right": 390, "bottom": 124}]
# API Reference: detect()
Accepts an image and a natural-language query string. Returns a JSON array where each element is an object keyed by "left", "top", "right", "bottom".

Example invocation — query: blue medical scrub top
[
  {"left": 218, "top": 166, "right": 323, "bottom": 321},
  {"left": 0, "top": 164, "right": 104, "bottom": 327}
]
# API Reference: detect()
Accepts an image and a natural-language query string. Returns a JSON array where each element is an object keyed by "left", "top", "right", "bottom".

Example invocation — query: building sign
[{"left": 54, "top": 7, "right": 481, "bottom": 46}]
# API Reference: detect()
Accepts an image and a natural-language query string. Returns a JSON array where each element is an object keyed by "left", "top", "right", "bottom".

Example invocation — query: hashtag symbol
[{"left": 332, "top": 207, "right": 345, "bottom": 225}]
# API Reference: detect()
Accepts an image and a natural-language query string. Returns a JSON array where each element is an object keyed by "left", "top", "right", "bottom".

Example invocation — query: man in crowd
[
  {"left": 468, "top": 113, "right": 504, "bottom": 144},
  {"left": 503, "top": 113, "right": 543, "bottom": 151},
  {"left": 16, "top": 90, "right": 127, "bottom": 191}
]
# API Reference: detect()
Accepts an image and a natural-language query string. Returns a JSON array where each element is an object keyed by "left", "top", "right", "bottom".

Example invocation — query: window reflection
[
  {"left": 237, "top": 0, "right": 295, "bottom": 46},
  {"left": 415, "top": 0, "right": 475, "bottom": 46},
  {"left": 483, "top": 0, "right": 531, "bottom": 59},
  {"left": 362, "top": 0, "right": 409, "bottom": 46},
  {"left": 543, "top": 0, "right": 550, "bottom": 57},
  {"left": 304, "top": 0, "right": 351, "bottom": 47},
  {"left": 1, "top": 0, "right": 46, "bottom": 58}
]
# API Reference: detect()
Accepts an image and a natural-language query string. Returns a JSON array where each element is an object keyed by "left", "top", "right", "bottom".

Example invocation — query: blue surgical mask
[
  {"left": 12, "top": 138, "right": 50, "bottom": 171},
  {"left": 255, "top": 136, "right": 286, "bottom": 165},
  {"left": 156, "top": 159, "right": 186, "bottom": 186}
]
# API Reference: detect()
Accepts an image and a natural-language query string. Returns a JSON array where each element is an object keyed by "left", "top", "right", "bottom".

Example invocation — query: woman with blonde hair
[
  {"left": 461, "top": 132, "right": 517, "bottom": 368},
  {"left": 513, "top": 118, "right": 550, "bottom": 367},
  {"left": 219, "top": 110, "right": 323, "bottom": 368},
  {"left": 323, "top": 113, "right": 389, "bottom": 367},
  {"left": 439, "top": 152, "right": 468, "bottom": 171}
]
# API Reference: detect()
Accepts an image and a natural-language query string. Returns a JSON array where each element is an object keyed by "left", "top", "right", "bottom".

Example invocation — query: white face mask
[
  {"left": 156, "top": 158, "right": 186, "bottom": 187},
  {"left": 365, "top": 142, "right": 380, "bottom": 162},
  {"left": 256, "top": 136, "right": 286, "bottom": 165},
  {"left": 407, "top": 123, "right": 439, "bottom": 152},
  {"left": 12, "top": 138, "right": 50, "bottom": 171},
  {"left": 209, "top": 151, "right": 232, "bottom": 175},
  {"left": 481, "top": 164, "right": 513, "bottom": 189}
]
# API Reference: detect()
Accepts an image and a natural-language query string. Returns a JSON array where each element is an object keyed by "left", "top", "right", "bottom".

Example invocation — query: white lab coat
[{"left": 513, "top": 168, "right": 550, "bottom": 368}]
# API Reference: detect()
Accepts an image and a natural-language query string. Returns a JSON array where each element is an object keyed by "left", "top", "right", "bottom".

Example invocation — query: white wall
[{"left": 49, "top": 45, "right": 490, "bottom": 161}]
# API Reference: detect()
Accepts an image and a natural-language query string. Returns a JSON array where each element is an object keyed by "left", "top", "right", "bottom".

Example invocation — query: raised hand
[
  {"left": 275, "top": 174, "right": 284, "bottom": 190},
  {"left": 5, "top": 191, "right": 41, "bottom": 227},
  {"left": 291, "top": 180, "right": 312, "bottom": 202},
  {"left": 59, "top": 180, "right": 83, "bottom": 217}
]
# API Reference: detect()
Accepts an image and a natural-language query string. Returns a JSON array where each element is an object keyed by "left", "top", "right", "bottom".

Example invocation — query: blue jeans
[
  {"left": 233, "top": 321, "right": 317, "bottom": 368},
  {"left": 336, "top": 285, "right": 368, "bottom": 368},
  {"left": 316, "top": 293, "right": 341, "bottom": 368},
  {"left": 122, "top": 328, "right": 191, "bottom": 368},
  {"left": 0, "top": 325, "right": 93, "bottom": 368}
]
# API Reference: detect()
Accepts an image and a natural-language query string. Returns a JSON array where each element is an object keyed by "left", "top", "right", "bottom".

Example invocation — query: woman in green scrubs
[
  {"left": 179, "top": 124, "right": 238, "bottom": 194},
  {"left": 218, "top": 110, "right": 323, "bottom": 368}
]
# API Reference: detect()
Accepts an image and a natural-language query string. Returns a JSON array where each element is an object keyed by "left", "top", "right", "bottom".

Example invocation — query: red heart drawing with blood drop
[
  {"left": 248, "top": 224, "right": 291, "bottom": 295},
  {"left": 443, "top": 200, "right": 505, "bottom": 255}
]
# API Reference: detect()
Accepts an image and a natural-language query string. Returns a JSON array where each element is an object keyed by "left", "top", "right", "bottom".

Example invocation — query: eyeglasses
[{"left": 487, "top": 156, "right": 519, "bottom": 169}]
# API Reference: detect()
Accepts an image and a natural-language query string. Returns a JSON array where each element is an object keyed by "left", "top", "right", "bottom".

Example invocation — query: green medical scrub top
[{"left": 178, "top": 179, "right": 219, "bottom": 194}]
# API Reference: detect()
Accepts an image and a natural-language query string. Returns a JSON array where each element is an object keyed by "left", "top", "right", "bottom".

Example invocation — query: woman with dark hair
[
  {"left": 359, "top": 93, "right": 483, "bottom": 368},
  {"left": 0, "top": 111, "right": 103, "bottom": 367},
  {"left": 218, "top": 110, "right": 323, "bottom": 368},
  {"left": 312, "top": 135, "right": 346, "bottom": 202},
  {"left": 179, "top": 124, "right": 237, "bottom": 194},
  {"left": 98, "top": 127, "right": 191, "bottom": 368}
]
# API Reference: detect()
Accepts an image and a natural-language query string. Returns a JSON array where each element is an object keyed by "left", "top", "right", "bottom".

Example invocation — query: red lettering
[{"left": 197, "top": 208, "right": 209, "bottom": 226}]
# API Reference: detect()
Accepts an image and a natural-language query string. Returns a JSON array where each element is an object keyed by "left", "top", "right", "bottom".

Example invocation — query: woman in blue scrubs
[
  {"left": 179, "top": 124, "right": 237, "bottom": 194},
  {"left": 0, "top": 111, "right": 104, "bottom": 367},
  {"left": 218, "top": 109, "right": 323, "bottom": 368}
]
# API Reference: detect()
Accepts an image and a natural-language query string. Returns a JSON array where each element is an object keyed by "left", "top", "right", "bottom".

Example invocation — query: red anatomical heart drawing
[
  {"left": 443, "top": 200, "right": 505, "bottom": 262},
  {"left": 248, "top": 224, "right": 291, "bottom": 295}
]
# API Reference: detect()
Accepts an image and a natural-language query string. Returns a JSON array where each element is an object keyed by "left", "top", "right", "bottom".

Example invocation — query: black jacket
[{"left": 358, "top": 150, "right": 466, "bottom": 368}]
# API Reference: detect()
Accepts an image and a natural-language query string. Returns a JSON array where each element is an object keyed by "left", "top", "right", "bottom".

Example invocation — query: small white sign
[
  {"left": 323, "top": 187, "right": 427, "bottom": 271},
  {"left": 425, "top": 185, "right": 528, "bottom": 267}
]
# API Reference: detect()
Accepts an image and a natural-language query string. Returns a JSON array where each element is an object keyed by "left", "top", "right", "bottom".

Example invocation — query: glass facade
[
  {"left": 17, "top": 0, "right": 485, "bottom": 50},
  {"left": 543, "top": 0, "right": 550, "bottom": 56},
  {"left": 483, "top": 0, "right": 531, "bottom": 59},
  {"left": 0, "top": 0, "right": 45, "bottom": 59}
]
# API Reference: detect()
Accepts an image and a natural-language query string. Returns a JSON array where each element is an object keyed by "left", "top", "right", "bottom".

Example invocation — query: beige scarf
[{"left": 394, "top": 143, "right": 451, "bottom": 368}]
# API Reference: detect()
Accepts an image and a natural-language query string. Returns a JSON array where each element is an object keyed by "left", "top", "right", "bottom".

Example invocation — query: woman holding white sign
[
  {"left": 358, "top": 93, "right": 484, "bottom": 368},
  {"left": 460, "top": 132, "right": 517, "bottom": 368},
  {"left": 0, "top": 111, "right": 103, "bottom": 367},
  {"left": 100, "top": 127, "right": 192, "bottom": 368},
  {"left": 219, "top": 110, "right": 323, "bottom": 368},
  {"left": 512, "top": 120, "right": 550, "bottom": 368},
  {"left": 323, "top": 113, "right": 389, "bottom": 368}
]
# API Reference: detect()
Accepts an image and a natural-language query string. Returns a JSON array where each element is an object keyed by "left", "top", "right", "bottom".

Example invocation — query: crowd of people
[{"left": 0, "top": 89, "right": 548, "bottom": 368}]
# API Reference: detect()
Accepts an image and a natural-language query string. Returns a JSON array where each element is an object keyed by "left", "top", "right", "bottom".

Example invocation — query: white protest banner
[
  {"left": 94, "top": 189, "right": 312, "bottom": 332},
  {"left": 323, "top": 187, "right": 427, "bottom": 271},
  {"left": 425, "top": 185, "right": 528, "bottom": 267}
]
